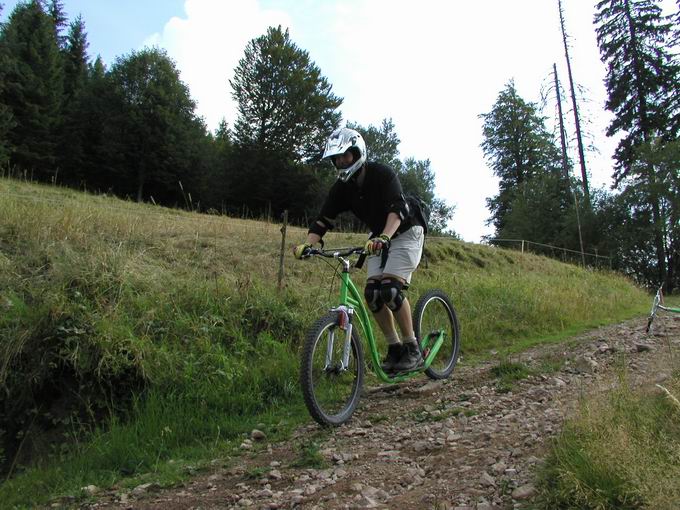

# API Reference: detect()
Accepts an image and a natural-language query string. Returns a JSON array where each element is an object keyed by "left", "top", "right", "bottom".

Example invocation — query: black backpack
[{"left": 405, "top": 193, "right": 430, "bottom": 235}]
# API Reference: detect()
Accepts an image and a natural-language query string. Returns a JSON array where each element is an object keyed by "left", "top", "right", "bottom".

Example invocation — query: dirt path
[{"left": 82, "top": 314, "right": 679, "bottom": 510}]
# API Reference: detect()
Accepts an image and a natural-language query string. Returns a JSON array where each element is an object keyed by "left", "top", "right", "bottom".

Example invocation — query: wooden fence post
[{"left": 278, "top": 210, "right": 288, "bottom": 291}]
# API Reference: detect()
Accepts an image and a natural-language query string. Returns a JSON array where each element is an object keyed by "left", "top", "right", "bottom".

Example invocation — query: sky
[{"left": 1, "top": 0, "right": 677, "bottom": 242}]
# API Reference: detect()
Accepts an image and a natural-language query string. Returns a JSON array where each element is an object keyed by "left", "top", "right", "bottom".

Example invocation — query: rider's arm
[
  {"left": 306, "top": 184, "right": 346, "bottom": 244},
  {"left": 306, "top": 231, "right": 322, "bottom": 245},
  {"left": 383, "top": 171, "right": 409, "bottom": 237},
  {"left": 380, "top": 212, "right": 402, "bottom": 239}
]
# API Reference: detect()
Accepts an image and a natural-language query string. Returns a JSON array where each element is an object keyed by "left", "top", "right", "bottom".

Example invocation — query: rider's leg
[
  {"left": 372, "top": 305, "right": 399, "bottom": 338},
  {"left": 365, "top": 278, "right": 399, "bottom": 340},
  {"left": 380, "top": 274, "right": 415, "bottom": 341},
  {"left": 366, "top": 278, "right": 402, "bottom": 371},
  {"left": 381, "top": 274, "right": 422, "bottom": 371}
]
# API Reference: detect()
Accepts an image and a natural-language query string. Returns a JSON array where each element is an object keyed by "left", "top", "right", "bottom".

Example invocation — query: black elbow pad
[
  {"left": 389, "top": 194, "right": 411, "bottom": 221},
  {"left": 308, "top": 217, "right": 333, "bottom": 237}
]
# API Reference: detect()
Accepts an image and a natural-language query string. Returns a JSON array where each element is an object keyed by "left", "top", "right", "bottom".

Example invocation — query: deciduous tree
[
  {"left": 108, "top": 48, "right": 207, "bottom": 203},
  {"left": 231, "top": 25, "right": 342, "bottom": 161},
  {"left": 400, "top": 158, "right": 455, "bottom": 236},
  {"left": 349, "top": 119, "right": 456, "bottom": 235},
  {"left": 349, "top": 118, "right": 402, "bottom": 170}
]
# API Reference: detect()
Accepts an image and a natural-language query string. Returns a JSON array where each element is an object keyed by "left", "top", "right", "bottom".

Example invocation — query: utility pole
[
  {"left": 558, "top": 0, "right": 590, "bottom": 205},
  {"left": 554, "top": 63, "right": 586, "bottom": 268}
]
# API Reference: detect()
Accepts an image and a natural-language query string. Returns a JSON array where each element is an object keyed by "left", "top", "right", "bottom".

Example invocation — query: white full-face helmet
[{"left": 321, "top": 127, "right": 367, "bottom": 182}]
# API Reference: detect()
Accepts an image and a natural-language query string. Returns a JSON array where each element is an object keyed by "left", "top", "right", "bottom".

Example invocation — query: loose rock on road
[{"left": 83, "top": 314, "right": 679, "bottom": 509}]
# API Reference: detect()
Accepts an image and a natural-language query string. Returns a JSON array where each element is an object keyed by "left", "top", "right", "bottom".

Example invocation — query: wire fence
[
  {"left": 482, "top": 238, "right": 611, "bottom": 269},
  {"left": 0, "top": 185, "right": 366, "bottom": 292},
  {"left": 0, "top": 188, "right": 306, "bottom": 235},
  {"left": 1, "top": 179, "right": 612, "bottom": 283}
]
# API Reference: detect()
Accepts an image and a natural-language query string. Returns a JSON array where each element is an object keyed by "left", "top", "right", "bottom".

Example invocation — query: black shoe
[
  {"left": 381, "top": 343, "right": 404, "bottom": 373},
  {"left": 393, "top": 341, "right": 423, "bottom": 372}
]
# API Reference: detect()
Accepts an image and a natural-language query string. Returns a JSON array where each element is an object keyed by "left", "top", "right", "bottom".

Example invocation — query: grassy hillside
[{"left": 0, "top": 178, "right": 650, "bottom": 506}]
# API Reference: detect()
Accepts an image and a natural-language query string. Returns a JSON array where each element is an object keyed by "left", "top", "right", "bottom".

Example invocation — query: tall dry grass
[{"left": 0, "top": 177, "right": 650, "bottom": 506}]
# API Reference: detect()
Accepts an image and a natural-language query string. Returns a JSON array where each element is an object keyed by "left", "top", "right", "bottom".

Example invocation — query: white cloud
[
  {"left": 318, "top": 0, "right": 609, "bottom": 241},
  {"left": 142, "top": 0, "right": 676, "bottom": 242},
  {"left": 144, "top": 0, "right": 292, "bottom": 131}
]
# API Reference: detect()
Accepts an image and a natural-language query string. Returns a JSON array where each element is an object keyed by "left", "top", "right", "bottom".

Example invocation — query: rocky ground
[{"left": 77, "top": 313, "right": 679, "bottom": 510}]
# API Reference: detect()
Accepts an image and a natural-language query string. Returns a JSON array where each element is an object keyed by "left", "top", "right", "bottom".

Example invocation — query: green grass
[
  {"left": 536, "top": 368, "right": 680, "bottom": 509},
  {"left": 0, "top": 398, "right": 312, "bottom": 508},
  {"left": 245, "top": 466, "right": 271, "bottom": 479},
  {"left": 489, "top": 355, "right": 566, "bottom": 393},
  {"left": 0, "top": 178, "right": 652, "bottom": 507},
  {"left": 490, "top": 359, "right": 532, "bottom": 393},
  {"left": 490, "top": 359, "right": 532, "bottom": 380},
  {"left": 288, "top": 436, "right": 329, "bottom": 469}
]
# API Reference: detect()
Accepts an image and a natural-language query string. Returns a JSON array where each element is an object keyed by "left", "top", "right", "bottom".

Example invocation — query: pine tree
[
  {"left": 558, "top": 0, "right": 590, "bottom": 203},
  {"left": 1, "top": 0, "right": 64, "bottom": 179},
  {"left": 231, "top": 25, "right": 342, "bottom": 161},
  {"left": 193, "top": 120, "right": 233, "bottom": 211},
  {"left": 0, "top": 3, "right": 16, "bottom": 165},
  {"left": 47, "top": 0, "right": 67, "bottom": 49},
  {"left": 480, "top": 81, "right": 566, "bottom": 237},
  {"left": 228, "top": 25, "right": 342, "bottom": 220},
  {"left": 497, "top": 171, "right": 574, "bottom": 246},
  {"left": 595, "top": 0, "right": 678, "bottom": 179},
  {"left": 595, "top": 0, "right": 679, "bottom": 289},
  {"left": 63, "top": 15, "right": 89, "bottom": 100},
  {"left": 665, "top": 0, "right": 680, "bottom": 137},
  {"left": 74, "top": 56, "right": 120, "bottom": 191},
  {"left": 58, "top": 14, "right": 91, "bottom": 183}
]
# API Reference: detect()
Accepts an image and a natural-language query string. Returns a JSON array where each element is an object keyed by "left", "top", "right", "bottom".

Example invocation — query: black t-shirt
[{"left": 319, "top": 162, "right": 413, "bottom": 236}]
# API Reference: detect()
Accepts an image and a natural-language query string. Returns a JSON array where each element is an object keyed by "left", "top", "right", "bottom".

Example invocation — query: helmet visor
[{"left": 331, "top": 149, "right": 356, "bottom": 170}]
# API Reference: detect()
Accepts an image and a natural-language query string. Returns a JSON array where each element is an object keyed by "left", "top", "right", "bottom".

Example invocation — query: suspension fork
[
  {"left": 325, "top": 256, "right": 355, "bottom": 372},
  {"left": 329, "top": 305, "right": 354, "bottom": 371}
]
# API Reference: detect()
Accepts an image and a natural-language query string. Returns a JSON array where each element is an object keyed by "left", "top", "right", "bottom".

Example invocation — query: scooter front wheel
[{"left": 300, "top": 312, "right": 364, "bottom": 426}]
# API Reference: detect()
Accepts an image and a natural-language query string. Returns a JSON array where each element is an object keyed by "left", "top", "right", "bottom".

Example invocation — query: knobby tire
[
  {"left": 300, "top": 312, "right": 364, "bottom": 426},
  {"left": 413, "top": 289, "right": 461, "bottom": 380}
]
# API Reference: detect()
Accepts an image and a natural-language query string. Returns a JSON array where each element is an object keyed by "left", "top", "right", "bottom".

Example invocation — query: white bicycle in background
[{"left": 646, "top": 286, "right": 680, "bottom": 334}]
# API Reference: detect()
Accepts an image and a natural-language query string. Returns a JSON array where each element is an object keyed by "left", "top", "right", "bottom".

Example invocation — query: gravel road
[{"left": 80, "top": 313, "right": 679, "bottom": 510}]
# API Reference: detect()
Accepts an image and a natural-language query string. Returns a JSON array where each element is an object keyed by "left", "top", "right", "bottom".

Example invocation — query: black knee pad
[
  {"left": 364, "top": 280, "right": 384, "bottom": 312},
  {"left": 380, "top": 279, "right": 404, "bottom": 312}
]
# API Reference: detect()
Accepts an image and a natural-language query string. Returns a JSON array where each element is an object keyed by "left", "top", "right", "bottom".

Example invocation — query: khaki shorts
[{"left": 367, "top": 226, "right": 424, "bottom": 284}]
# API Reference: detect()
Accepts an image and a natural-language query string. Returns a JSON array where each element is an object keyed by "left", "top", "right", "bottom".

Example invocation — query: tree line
[
  {"left": 1, "top": 0, "right": 678, "bottom": 288},
  {"left": 482, "top": 0, "right": 679, "bottom": 291},
  {"left": 0, "top": 1, "right": 455, "bottom": 235}
]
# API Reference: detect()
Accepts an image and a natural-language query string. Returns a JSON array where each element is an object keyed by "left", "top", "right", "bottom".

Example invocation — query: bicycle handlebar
[{"left": 304, "top": 246, "right": 366, "bottom": 259}]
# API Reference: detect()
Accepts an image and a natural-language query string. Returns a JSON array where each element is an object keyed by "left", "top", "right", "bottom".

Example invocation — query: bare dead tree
[
  {"left": 554, "top": 63, "right": 586, "bottom": 267},
  {"left": 558, "top": 0, "right": 590, "bottom": 205}
]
